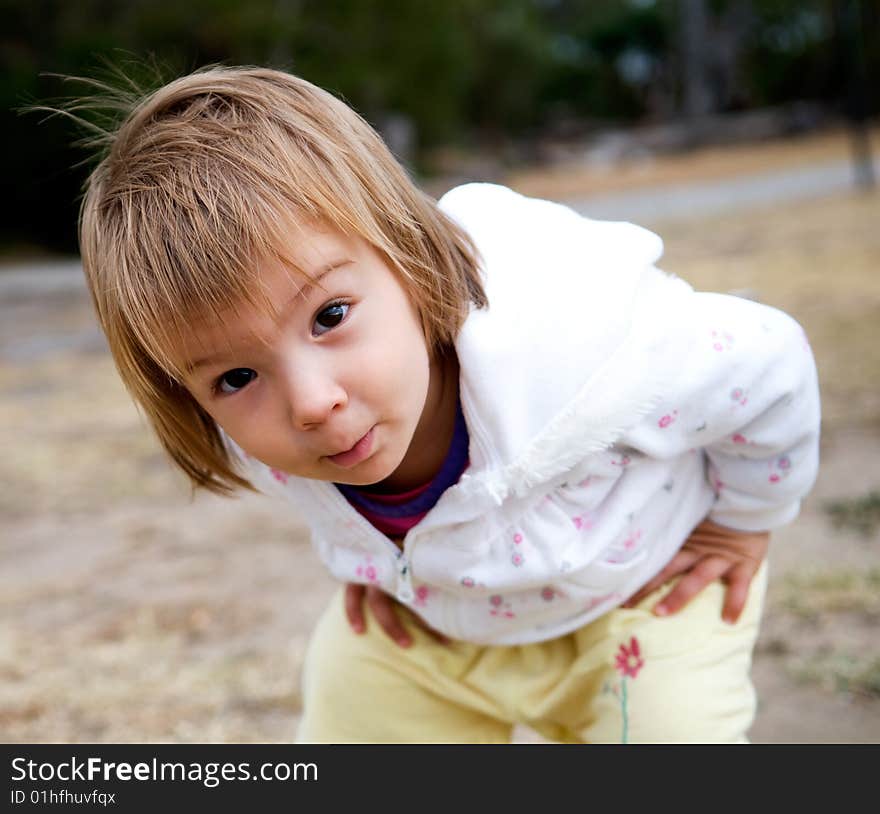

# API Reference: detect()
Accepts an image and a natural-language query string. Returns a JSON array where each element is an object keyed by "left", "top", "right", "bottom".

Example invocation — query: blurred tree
[
  {"left": 680, "top": 0, "right": 712, "bottom": 118},
  {"left": 3, "top": 0, "right": 877, "bottom": 255},
  {"left": 833, "top": 0, "right": 875, "bottom": 189},
  {"left": 538, "top": 0, "right": 670, "bottom": 124}
]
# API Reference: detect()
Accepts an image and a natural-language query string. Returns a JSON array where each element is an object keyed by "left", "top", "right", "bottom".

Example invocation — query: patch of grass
[
  {"left": 774, "top": 567, "right": 880, "bottom": 620},
  {"left": 790, "top": 652, "right": 880, "bottom": 699},
  {"left": 823, "top": 492, "right": 880, "bottom": 538},
  {"left": 770, "top": 567, "right": 880, "bottom": 698}
]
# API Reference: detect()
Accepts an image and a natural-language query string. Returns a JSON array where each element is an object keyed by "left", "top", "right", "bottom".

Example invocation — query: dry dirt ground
[{"left": 2, "top": 130, "right": 879, "bottom": 743}]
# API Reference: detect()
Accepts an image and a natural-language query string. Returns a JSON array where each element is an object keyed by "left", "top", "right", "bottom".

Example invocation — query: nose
[{"left": 281, "top": 359, "right": 348, "bottom": 430}]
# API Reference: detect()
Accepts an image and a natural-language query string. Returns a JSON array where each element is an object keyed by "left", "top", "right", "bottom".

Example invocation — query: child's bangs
[{"left": 120, "top": 191, "right": 319, "bottom": 382}]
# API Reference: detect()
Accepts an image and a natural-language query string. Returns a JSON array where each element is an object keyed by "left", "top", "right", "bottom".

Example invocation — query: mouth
[{"left": 325, "top": 427, "right": 375, "bottom": 468}]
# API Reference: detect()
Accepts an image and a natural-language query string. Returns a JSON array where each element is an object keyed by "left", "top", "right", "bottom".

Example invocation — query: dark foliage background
[{"left": 2, "top": 0, "right": 876, "bottom": 255}]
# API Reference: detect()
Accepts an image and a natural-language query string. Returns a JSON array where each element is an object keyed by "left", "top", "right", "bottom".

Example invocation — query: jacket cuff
[{"left": 708, "top": 500, "right": 802, "bottom": 533}]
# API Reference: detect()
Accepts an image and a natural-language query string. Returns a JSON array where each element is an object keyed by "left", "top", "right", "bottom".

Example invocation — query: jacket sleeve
[
  {"left": 630, "top": 290, "right": 821, "bottom": 532},
  {"left": 695, "top": 293, "right": 820, "bottom": 531}
]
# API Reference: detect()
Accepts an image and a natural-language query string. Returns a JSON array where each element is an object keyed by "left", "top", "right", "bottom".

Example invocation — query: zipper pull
[{"left": 396, "top": 557, "right": 414, "bottom": 603}]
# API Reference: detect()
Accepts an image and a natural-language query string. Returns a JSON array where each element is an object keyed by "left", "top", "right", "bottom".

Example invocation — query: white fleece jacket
[{"left": 235, "top": 183, "right": 821, "bottom": 645}]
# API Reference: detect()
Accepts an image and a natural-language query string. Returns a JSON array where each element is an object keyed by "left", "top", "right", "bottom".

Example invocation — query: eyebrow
[{"left": 184, "top": 260, "right": 350, "bottom": 374}]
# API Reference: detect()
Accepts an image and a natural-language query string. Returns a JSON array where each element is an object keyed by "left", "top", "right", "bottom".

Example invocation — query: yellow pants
[{"left": 297, "top": 562, "right": 767, "bottom": 744}]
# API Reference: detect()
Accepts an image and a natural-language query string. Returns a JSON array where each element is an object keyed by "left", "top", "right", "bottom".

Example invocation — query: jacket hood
[{"left": 438, "top": 184, "right": 694, "bottom": 509}]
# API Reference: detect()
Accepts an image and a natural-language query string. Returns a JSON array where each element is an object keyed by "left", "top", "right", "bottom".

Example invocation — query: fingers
[
  {"left": 366, "top": 585, "right": 413, "bottom": 648},
  {"left": 410, "top": 615, "right": 451, "bottom": 646},
  {"left": 347, "top": 582, "right": 450, "bottom": 647},
  {"left": 652, "top": 556, "right": 730, "bottom": 617},
  {"left": 345, "top": 582, "right": 410, "bottom": 646},
  {"left": 344, "top": 582, "right": 366, "bottom": 634},
  {"left": 720, "top": 564, "right": 755, "bottom": 624},
  {"left": 621, "top": 550, "right": 699, "bottom": 609}
]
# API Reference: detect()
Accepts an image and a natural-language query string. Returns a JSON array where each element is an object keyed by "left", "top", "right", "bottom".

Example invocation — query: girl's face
[{"left": 179, "top": 223, "right": 456, "bottom": 489}]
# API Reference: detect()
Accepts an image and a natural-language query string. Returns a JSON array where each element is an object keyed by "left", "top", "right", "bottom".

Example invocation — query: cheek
[
  {"left": 385, "top": 317, "right": 430, "bottom": 395},
  {"left": 196, "top": 392, "right": 272, "bottom": 456}
]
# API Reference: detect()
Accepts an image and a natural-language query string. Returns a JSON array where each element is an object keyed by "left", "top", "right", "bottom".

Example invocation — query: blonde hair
[{"left": 78, "top": 65, "right": 487, "bottom": 495}]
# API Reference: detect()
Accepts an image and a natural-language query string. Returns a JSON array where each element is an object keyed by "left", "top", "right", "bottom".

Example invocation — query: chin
[{"left": 364, "top": 449, "right": 409, "bottom": 485}]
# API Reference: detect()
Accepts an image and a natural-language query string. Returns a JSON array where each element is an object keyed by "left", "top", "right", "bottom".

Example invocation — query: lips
[{"left": 325, "top": 427, "right": 375, "bottom": 468}]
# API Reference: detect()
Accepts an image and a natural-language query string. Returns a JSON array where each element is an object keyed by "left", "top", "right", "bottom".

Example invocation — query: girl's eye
[
  {"left": 313, "top": 301, "right": 350, "bottom": 336},
  {"left": 216, "top": 368, "right": 257, "bottom": 395}
]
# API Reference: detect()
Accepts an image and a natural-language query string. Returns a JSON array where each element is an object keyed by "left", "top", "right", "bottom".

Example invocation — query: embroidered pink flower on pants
[
  {"left": 615, "top": 637, "right": 644, "bottom": 679},
  {"left": 604, "top": 636, "right": 646, "bottom": 742}
]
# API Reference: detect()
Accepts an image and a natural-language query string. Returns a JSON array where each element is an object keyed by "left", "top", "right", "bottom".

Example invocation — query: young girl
[{"left": 78, "top": 66, "right": 820, "bottom": 743}]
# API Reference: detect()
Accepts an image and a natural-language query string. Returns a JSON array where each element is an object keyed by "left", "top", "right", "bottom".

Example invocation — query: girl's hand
[
  {"left": 621, "top": 517, "right": 769, "bottom": 624},
  {"left": 344, "top": 583, "right": 450, "bottom": 648}
]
